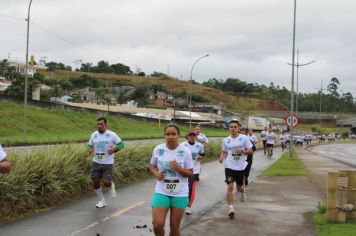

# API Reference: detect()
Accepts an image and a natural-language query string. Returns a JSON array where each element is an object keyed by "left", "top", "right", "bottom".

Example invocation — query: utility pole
[
  {"left": 289, "top": 0, "right": 297, "bottom": 158},
  {"left": 288, "top": 49, "right": 315, "bottom": 115},
  {"left": 315, "top": 79, "right": 325, "bottom": 131}
]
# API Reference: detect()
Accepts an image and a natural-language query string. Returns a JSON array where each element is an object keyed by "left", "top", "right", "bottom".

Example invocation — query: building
[
  {"left": 149, "top": 91, "right": 175, "bottom": 107},
  {"left": 0, "top": 76, "right": 11, "bottom": 92}
]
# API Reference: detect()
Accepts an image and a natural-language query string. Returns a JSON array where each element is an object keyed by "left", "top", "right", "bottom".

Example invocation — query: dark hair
[
  {"left": 97, "top": 117, "right": 107, "bottom": 124},
  {"left": 164, "top": 124, "right": 180, "bottom": 135},
  {"left": 228, "top": 120, "right": 240, "bottom": 126}
]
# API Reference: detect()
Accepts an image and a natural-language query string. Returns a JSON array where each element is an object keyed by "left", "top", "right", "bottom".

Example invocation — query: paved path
[
  {"left": 182, "top": 144, "right": 356, "bottom": 236},
  {"left": 0, "top": 148, "right": 281, "bottom": 236}
]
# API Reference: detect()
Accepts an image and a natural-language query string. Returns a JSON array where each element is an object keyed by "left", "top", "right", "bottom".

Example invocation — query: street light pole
[
  {"left": 24, "top": 0, "right": 33, "bottom": 136},
  {"left": 289, "top": 0, "right": 297, "bottom": 158},
  {"left": 288, "top": 49, "right": 315, "bottom": 115},
  {"left": 189, "top": 54, "right": 209, "bottom": 128}
]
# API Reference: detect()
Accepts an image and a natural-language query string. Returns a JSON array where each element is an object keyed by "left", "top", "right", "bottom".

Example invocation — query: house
[
  {"left": 0, "top": 76, "right": 11, "bottom": 92},
  {"left": 70, "top": 87, "right": 96, "bottom": 103},
  {"left": 149, "top": 90, "right": 176, "bottom": 107}
]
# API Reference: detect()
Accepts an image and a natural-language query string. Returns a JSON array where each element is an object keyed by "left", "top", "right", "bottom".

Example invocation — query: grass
[
  {"left": 0, "top": 100, "right": 228, "bottom": 146},
  {"left": 260, "top": 151, "right": 308, "bottom": 176},
  {"left": 314, "top": 202, "right": 356, "bottom": 236},
  {"left": 0, "top": 141, "right": 221, "bottom": 222}
]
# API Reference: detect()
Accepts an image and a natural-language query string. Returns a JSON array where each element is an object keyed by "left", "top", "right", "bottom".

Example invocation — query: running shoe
[
  {"left": 96, "top": 200, "right": 107, "bottom": 208},
  {"left": 240, "top": 193, "right": 247, "bottom": 202},
  {"left": 110, "top": 182, "right": 117, "bottom": 198},
  {"left": 185, "top": 207, "right": 192, "bottom": 215},
  {"left": 228, "top": 206, "right": 235, "bottom": 219}
]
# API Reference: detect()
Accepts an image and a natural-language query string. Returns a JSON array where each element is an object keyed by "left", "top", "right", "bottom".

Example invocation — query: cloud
[{"left": 0, "top": 0, "right": 355, "bottom": 95}]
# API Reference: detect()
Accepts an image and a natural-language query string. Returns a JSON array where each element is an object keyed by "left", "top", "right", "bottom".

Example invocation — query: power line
[{"left": 0, "top": 13, "right": 104, "bottom": 59}]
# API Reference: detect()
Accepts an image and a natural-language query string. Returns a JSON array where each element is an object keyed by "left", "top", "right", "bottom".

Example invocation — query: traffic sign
[{"left": 285, "top": 115, "right": 299, "bottom": 128}]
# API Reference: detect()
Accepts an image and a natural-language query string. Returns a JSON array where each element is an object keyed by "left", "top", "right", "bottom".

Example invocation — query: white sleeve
[
  {"left": 112, "top": 133, "right": 122, "bottom": 145},
  {"left": 185, "top": 148, "right": 193, "bottom": 169},
  {"left": 204, "top": 134, "right": 209, "bottom": 143},
  {"left": 244, "top": 137, "right": 253, "bottom": 150},
  {"left": 222, "top": 140, "right": 228, "bottom": 152},
  {"left": 88, "top": 134, "right": 94, "bottom": 147},
  {"left": 150, "top": 147, "right": 159, "bottom": 166},
  {"left": 0, "top": 145, "right": 7, "bottom": 161},
  {"left": 199, "top": 144, "right": 205, "bottom": 155}
]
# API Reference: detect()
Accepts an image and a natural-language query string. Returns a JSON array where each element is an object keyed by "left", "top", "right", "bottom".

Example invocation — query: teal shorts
[{"left": 151, "top": 193, "right": 189, "bottom": 209}]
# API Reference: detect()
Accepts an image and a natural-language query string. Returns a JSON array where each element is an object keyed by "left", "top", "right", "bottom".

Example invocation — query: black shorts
[
  {"left": 225, "top": 168, "right": 245, "bottom": 186},
  {"left": 266, "top": 143, "right": 274, "bottom": 148},
  {"left": 91, "top": 162, "right": 113, "bottom": 180}
]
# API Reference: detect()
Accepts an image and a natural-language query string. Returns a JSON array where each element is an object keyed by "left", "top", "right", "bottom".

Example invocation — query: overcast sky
[{"left": 1, "top": 0, "right": 355, "bottom": 95}]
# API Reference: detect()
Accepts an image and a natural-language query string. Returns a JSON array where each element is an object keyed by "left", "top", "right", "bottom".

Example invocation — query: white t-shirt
[
  {"left": 197, "top": 133, "right": 209, "bottom": 144},
  {"left": 181, "top": 141, "right": 204, "bottom": 174},
  {"left": 222, "top": 134, "right": 253, "bottom": 171},
  {"left": 280, "top": 135, "right": 287, "bottom": 143},
  {"left": 266, "top": 131, "right": 276, "bottom": 145},
  {"left": 150, "top": 143, "right": 193, "bottom": 197},
  {"left": 261, "top": 131, "right": 267, "bottom": 141},
  {"left": 0, "top": 144, "right": 7, "bottom": 161},
  {"left": 88, "top": 130, "right": 122, "bottom": 164},
  {"left": 248, "top": 134, "right": 258, "bottom": 144}
]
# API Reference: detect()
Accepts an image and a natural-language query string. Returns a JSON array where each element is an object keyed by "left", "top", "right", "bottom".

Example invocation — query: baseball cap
[{"left": 186, "top": 130, "right": 197, "bottom": 136}]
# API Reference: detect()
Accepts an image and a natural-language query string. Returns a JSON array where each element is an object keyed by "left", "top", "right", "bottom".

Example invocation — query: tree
[{"left": 327, "top": 77, "right": 340, "bottom": 111}]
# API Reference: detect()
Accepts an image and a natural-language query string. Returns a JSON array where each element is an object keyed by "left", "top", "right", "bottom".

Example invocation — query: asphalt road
[
  {"left": 0, "top": 145, "right": 283, "bottom": 236},
  {"left": 311, "top": 143, "right": 356, "bottom": 167}
]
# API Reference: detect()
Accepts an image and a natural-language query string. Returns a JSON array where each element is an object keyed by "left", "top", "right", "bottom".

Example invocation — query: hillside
[
  {"left": 38, "top": 69, "right": 288, "bottom": 114},
  {"left": 0, "top": 100, "right": 228, "bottom": 146}
]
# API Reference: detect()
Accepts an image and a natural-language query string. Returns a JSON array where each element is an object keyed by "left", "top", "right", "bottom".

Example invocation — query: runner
[
  {"left": 265, "top": 127, "right": 276, "bottom": 158},
  {"left": 86, "top": 117, "right": 124, "bottom": 208},
  {"left": 245, "top": 128, "right": 257, "bottom": 187},
  {"left": 181, "top": 130, "right": 204, "bottom": 215},
  {"left": 195, "top": 125, "right": 209, "bottom": 144},
  {"left": 149, "top": 124, "right": 193, "bottom": 236},
  {"left": 219, "top": 120, "right": 253, "bottom": 219},
  {"left": 0, "top": 144, "right": 11, "bottom": 174},
  {"left": 261, "top": 127, "right": 268, "bottom": 155},
  {"left": 280, "top": 131, "right": 287, "bottom": 152}
]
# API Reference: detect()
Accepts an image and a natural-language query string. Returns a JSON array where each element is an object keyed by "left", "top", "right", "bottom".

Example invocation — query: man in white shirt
[
  {"left": 219, "top": 120, "right": 253, "bottom": 219},
  {"left": 260, "top": 127, "right": 268, "bottom": 155},
  {"left": 265, "top": 127, "right": 276, "bottom": 158},
  {"left": 86, "top": 117, "right": 124, "bottom": 208},
  {"left": 0, "top": 144, "right": 11, "bottom": 174},
  {"left": 195, "top": 125, "right": 209, "bottom": 145}
]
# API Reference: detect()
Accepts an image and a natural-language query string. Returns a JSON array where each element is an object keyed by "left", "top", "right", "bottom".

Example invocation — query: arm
[
  {"left": 0, "top": 159, "right": 11, "bottom": 174},
  {"left": 149, "top": 164, "right": 165, "bottom": 181},
  {"left": 108, "top": 142, "right": 124, "bottom": 155},
  {"left": 219, "top": 151, "right": 228, "bottom": 163}
]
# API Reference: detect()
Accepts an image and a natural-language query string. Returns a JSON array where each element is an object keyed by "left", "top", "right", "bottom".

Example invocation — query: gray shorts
[{"left": 91, "top": 162, "right": 113, "bottom": 180}]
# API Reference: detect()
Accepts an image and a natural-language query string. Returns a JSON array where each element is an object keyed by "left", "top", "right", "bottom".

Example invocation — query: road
[
  {"left": 0, "top": 147, "right": 282, "bottom": 236},
  {"left": 311, "top": 143, "right": 356, "bottom": 167}
]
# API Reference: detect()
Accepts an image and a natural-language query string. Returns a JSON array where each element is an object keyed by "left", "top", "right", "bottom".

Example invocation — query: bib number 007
[{"left": 164, "top": 182, "right": 181, "bottom": 193}]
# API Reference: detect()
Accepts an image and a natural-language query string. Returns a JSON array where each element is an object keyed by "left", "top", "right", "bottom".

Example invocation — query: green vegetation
[
  {"left": 260, "top": 151, "right": 308, "bottom": 176},
  {"left": 0, "top": 101, "right": 228, "bottom": 146},
  {"left": 314, "top": 202, "right": 356, "bottom": 236},
  {"left": 0, "top": 141, "right": 221, "bottom": 222}
]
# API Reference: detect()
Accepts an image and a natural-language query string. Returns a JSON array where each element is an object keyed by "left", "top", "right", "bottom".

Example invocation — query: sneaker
[
  {"left": 96, "top": 200, "right": 107, "bottom": 208},
  {"left": 110, "top": 183, "right": 117, "bottom": 198},
  {"left": 228, "top": 207, "right": 235, "bottom": 219},
  {"left": 240, "top": 193, "right": 247, "bottom": 202},
  {"left": 185, "top": 207, "right": 192, "bottom": 215}
]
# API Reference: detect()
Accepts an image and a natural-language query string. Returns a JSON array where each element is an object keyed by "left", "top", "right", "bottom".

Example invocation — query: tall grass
[{"left": 0, "top": 141, "right": 221, "bottom": 222}]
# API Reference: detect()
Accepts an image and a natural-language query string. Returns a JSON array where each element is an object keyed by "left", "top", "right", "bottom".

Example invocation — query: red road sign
[{"left": 285, "top": 115, "right": 299, "bottom": 128}]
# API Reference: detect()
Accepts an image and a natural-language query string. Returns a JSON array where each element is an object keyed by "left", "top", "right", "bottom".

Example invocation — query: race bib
[
  {"left": 95, "top": 153, "right": 106, "bottom": 160},
  {"left": 232, "top": 152, "right": 241, "bottom": 161},
  {"left": 164, "top": 179, "right": 181, "bottom": 193}
]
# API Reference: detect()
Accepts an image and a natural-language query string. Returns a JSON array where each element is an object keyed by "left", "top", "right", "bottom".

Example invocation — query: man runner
[
  {"left": 86, "top": 117, "right": 124, "bottom": 208},
  {"left": 265, "top": 127, "right": 276, "bottom": 158},
  {"left": 261, "top": 127, "right": 267, "bottom": 155},
  {"left": 219, "top": 120, "right": 253, "bottom": 219}
]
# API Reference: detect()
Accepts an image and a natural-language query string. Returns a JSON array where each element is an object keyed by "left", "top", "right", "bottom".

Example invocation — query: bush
[{"left": 0, "top": 141, "right": 221, "bottom": 222}]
